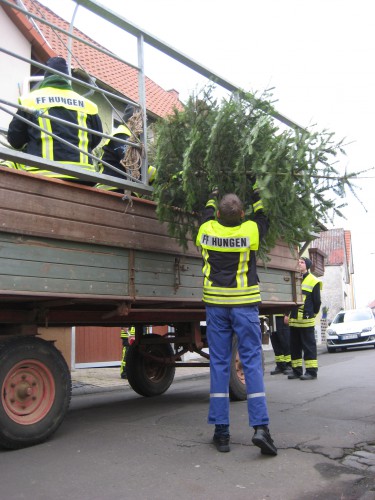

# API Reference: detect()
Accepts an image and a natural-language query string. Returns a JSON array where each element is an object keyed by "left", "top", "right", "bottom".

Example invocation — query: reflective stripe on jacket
[
  {"left": 102, "top": 125, "right": 132, "bottom": 149},
  {"left": 196, "top": 217, "right": 261, "bottom": 306},
  {"left": 289, "top": 272, "right": 322, "bottom": 328},
  {"left": 121, "top": 326, "right": 135, "bottom": 338},
  {"left": 10, "top": 86, "right": 101, "bottom": 178}
]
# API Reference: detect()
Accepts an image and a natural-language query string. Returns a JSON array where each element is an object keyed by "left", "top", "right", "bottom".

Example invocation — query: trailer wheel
[
  {"left": 229, "top": 337, "right": 247, "bottom": 401},
  {"left": 0, "top": 336, "right": 71, "bottom": 449},
  {"left": 229, "top": 337, "right": 265, "bottom": 401},
  {"left": 126, "top": 335, "right": 175, "bottom": 397}
]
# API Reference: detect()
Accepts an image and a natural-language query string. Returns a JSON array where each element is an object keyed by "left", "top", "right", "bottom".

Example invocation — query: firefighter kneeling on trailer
[
  {"left": 6, "top": 57, "right": 103, "bottom": 184},
  {"left": 95, "top": 104, "right": 156, "bottom": 194},
  {"left": 120, "top": 326, "right": 135, "bottom": 379}
]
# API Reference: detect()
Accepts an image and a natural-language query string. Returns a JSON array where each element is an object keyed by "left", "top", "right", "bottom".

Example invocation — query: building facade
[{"left": 309, "top": 228, "right": 355, "bottom": 323}]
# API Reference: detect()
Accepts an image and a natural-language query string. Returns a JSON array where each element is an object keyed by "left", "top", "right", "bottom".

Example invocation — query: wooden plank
[
  {"left": 0, "top": 259, "right": 128, "bottom": 283},
  {"left": 0, "top": 234, "right": 128, "bottom": 269},
  {"left": 0, "top": 232, "right": 300, "bottom": 303},
  {"left": 0, "top": 232, "right": 129, "bottom": 296},
  {"left": 0, "top": 168, "right": 300, "bottom": 266},
  {"left": 1, "top": 275, "right": 127, "bottom": 296},
  {"left": 0, "top": 167, "right": 198, "bottom": 257},
  {"left": 0, "top": 207, "right": 194, "bottom": 256},
  {"left": 0, "top": 187, "right": 170, "bottom": 237},
  {"left": 258, "top": 268, "right": 295, "bottom": 285},
  {"left": 134, "top": 271, "right": 202, "bottom": 290}
]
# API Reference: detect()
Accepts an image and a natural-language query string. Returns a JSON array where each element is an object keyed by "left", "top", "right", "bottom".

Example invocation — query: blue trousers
[{"left": 206, "top": 305, "right": 269, "bottom": 428}]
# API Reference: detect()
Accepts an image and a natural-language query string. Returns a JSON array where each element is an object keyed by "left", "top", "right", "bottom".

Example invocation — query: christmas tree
[{"left": 151, "top": 86, "right": 354, "bottom": 257}]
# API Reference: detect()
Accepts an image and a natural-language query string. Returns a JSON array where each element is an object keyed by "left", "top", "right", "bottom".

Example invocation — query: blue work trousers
[{"left": 206, "top": 305, "right": 269, "bottom": 428}]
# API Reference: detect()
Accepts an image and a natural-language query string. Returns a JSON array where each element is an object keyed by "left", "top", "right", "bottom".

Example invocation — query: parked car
[{"left": 326, "top": 307, "right": 375, "bottom": 353}]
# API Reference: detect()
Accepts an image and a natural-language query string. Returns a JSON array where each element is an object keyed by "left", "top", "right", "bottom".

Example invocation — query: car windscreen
[{"left": 333, "top": 310, "right": 373, "bottom": 323}]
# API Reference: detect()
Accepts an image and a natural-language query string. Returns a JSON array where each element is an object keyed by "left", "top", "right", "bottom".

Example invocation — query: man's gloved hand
[
  {"left": 209, "top": 186, "right": 219, "bottom": 199},
  {"left": 246, "top": 172, "right": 258, "bottom": 190}
]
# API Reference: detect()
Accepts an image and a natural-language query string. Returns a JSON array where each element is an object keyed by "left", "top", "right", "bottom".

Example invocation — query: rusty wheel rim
[
  {"left": 2, "top": 360, "right": 55, "bottom": 425},
  {"left": 144, "top": 359, "right": 169, "bottom": 383},
  {"left": 235, "top": 352, "right": 245, "bottom": 384}
]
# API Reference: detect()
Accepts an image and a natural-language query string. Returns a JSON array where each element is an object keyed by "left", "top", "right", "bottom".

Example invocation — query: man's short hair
[{"left": 218, "top": 194, "right": 243, "bottom": 226}]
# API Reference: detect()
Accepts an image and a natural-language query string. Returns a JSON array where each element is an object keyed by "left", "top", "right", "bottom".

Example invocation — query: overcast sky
[{"left": 39, "top": 0, "right": 375, "bottom": 308}]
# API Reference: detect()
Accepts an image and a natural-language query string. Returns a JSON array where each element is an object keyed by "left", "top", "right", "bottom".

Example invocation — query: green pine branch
[{"left": 151, "top": 86, "right": 361, "bottom": 255}]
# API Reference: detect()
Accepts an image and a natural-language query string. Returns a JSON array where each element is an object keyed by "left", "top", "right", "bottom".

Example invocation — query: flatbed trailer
[
  {"left": 0, "top": 166, "right": 302, "bottom": 449},
  {"left": 0, "top": 0, "right": 306, "bottom": 449}
]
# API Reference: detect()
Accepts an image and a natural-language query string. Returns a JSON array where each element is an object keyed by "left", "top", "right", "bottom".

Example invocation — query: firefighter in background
[
  {"left": 287, "top": 257, "right": 322, "bottom": 381},
  {"left": 120, "top": 326, "right": 135, "bottom": 379},
  {"left": 269, "top": 314, "right": 292, "bottom": 375}
]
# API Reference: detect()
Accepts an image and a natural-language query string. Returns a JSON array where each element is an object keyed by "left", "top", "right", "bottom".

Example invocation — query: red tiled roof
[
  {"left": 310, "top": 228, "right": 348, "bottom": 266},
  {"left": 3, "top": 0, "right": 183, "bottom": 118}
]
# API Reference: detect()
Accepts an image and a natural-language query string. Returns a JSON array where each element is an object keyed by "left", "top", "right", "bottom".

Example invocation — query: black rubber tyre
[
  {"left": 229, "top": 336, "right": 247, "bottom": 401},
  {"left": 327, "top": 345, "right": 337, "bottom": 353},
  {"left": 126, "top": 334, "right": 175, "bottom": 397},
  {"left": 229, "top": 336, "right": 265, "bottom": 401},
  {"left": 0, "top": 336, "right": 71, "bottom": 449}
]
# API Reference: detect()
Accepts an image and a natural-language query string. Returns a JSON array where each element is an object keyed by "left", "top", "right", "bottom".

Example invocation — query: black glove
[
  {"left": 246, "top": 172, "right": 257, "bottom": 189},
  {"left": 209, "top": 187, "right": 219, "bottom": 199},
  {"left": 246, "top": 172, "right": 255, "bottom": 182}
]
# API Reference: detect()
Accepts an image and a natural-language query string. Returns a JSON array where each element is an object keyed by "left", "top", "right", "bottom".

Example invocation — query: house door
[{"left": 75, "top": 326, "right": 123, "bottom": 368}]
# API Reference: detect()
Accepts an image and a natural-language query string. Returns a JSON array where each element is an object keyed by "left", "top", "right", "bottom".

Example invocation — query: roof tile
[
  {"left": 5, "top": 0, "right": 183, "bottom": 118},
  {"left": 310, "top": 228, "right": 351, "bottom": 266}
]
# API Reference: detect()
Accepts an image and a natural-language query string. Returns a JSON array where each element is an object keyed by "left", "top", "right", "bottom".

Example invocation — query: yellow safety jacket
[
  {"left": 196, "top": 213, "right": 261, "bottom": 306},
  {"left": 105, "top": 125, "right": 132, "bottom": 144},
  {"left": 96, "top": 125, "right": 134, "bottom": 191},
  {"left": 121, "top": 326, "right": 135, "bottom": 338},
  {"left": 120, "top": 329, "right": 128, "bottom": 339},
  {"left": 9, "top": 85, "right": 100, "bottom": 178},
  {"left": 289, "top": 272, "right": 322, "bottom": 328}
]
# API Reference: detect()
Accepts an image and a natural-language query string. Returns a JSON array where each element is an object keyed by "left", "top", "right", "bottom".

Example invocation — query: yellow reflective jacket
[
  {"left": 289, "top": 272, "right": 322, "bottom": 328},
  {"left": 7, "top": 77, "right": 102, "bottom": 179},
  {"left": 196, "top": 195, "right": 268, "bottom": 307}
]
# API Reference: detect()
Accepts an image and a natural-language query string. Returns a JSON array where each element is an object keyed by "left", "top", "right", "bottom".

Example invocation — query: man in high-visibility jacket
[
  {"left": 95, "top": 104, "right": 156, "bottom": 192},
  {"left": 270, "top": 313, "right": 292, "bottom": 375},
  {"left": 96, "top": 105, "right": 134, "bottom": 190},
  {"left": 287, "top": 257, "right": 322, "bottom": 380},
  {"left": 120, "top": 326, "right": 135, "bottom": 379},
  {"left": 196, "top": 182, "right": 277, "bottom": 457},
  {"left": 7, "top": 57, "right": 103, "bottom": 182}
]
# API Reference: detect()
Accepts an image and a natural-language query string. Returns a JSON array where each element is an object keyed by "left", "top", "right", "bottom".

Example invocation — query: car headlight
[
  {"left": 362, "top": 326, "right": 372, "bottom": 333},
  {"left": 326, "top": 328, "right": 336, "bottom": 336}
]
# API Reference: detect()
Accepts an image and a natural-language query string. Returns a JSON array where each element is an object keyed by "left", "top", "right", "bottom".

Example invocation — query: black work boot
[
  {"left": 283, "top": 365, "right": 293, "bottom": 375},
  {"left": 300, "top": 371, "right": 317, "bottom": 380},
  {"left": 252, "top": 426, "right": 277, "bottom": 456},
  {"left": 270, "top": 365, "right": 285, "bottom": 375},
  {"left": 213, "top": 424, "right": 230, "bottom": 452},
  {"left": 288, "top": 370, "right": 302, "bottom": 379},
  {"left": 213, "top": 434, "right": 230, "bottom": 452}
]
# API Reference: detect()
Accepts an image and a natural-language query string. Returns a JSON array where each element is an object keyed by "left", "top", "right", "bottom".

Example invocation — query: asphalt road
[{"left": 1, "top": 347, "right": 375, "bottom": 500}]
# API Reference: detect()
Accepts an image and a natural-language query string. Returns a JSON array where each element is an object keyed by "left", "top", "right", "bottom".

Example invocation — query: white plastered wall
[{"left": 0, "top": 7, "right": 31, "bottom": 131}]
